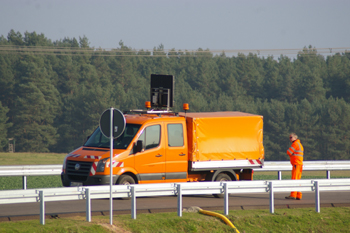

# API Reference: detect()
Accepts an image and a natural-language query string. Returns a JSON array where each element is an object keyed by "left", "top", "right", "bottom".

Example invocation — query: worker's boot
[{"left": 296, "top": 192, "right": 302, "bottom": 200}]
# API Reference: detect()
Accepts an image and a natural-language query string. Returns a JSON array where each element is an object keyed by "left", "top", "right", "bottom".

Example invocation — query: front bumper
[{"left": 61, "top": 172, "right": 120, "bottom": 187}]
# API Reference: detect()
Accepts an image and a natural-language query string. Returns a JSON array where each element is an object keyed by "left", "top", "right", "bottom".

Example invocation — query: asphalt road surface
[{"left": 1, "top": 191, "right": 349, "bottom": 221}]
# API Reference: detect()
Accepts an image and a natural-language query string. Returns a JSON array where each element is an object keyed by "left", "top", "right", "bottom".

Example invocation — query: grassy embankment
[{"left": 1, "top": 207, "right": 350, "bottom": 232}]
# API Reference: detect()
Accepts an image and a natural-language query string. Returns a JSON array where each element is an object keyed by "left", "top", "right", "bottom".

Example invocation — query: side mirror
[{"left": 135, "top": 140, "right": 143, "bottom": 153}]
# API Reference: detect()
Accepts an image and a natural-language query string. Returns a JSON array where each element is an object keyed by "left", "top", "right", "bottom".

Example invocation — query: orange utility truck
[{"left": 61, "top": 74, "right": 264, "bottom": 188}]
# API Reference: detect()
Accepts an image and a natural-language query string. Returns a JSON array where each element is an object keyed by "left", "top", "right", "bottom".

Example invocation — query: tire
[
  {"left": 213, "top": 173, "right": 232, "bottom": 198},
  {"left": 117, "top": 175, "right": 135, "bottom": 185},
  {"left": 116, "top": 175, "right": 135, "bottom": 200}
]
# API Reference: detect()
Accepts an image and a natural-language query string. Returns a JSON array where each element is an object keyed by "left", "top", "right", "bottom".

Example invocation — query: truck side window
[
  {"left": 167, "top": 124, "right": 184, "bottom": 147},
  {"left": 138, "top": 125, "right": 161, "bottom": 150}
]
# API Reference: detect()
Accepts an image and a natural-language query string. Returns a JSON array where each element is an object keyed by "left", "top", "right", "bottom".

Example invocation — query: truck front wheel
[
  {"left": 116, "top": 175, "right": 135, "bottom": 200},
  {"left": 213, "top": 173, "right": 232, "bottom": 198},
  {"left": 117, "top": 174, "right": 135, "bottom": 185}
]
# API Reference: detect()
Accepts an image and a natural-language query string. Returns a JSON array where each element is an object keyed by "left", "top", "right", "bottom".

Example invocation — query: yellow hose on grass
[{"left": 199, "top": 209, "right": 240, "bottom": 233}]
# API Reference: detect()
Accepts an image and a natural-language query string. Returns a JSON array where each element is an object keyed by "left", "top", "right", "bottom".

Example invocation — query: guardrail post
[
  {"left": 224, "top": 182, "right": 229, "bottom": 215},
  {"left": 131, "top": 186, "right": 136, "bottom": 219},
  {"left": 22, "top": 176, "right": 27, "bottom": 190},
  {"left": 85, "top": 188, "right": 91, "bottom": 222},
  {"left": 326, "top": 171, "right": 330, "bottom": 179},
  {"left": 269, "top": 182, "right": 274, "bottom": 214},
  {"left": 177, "top": 184, "right": 182, "bottom": 217},
  {"left": 314, "top": 181, "right": 320, "bottom": 213},
  {"left": 277, "top": 171, "right": 282, "bottom": 180},
  {"left": 39, "top": 190, "right": 45, "bottom": 225}
]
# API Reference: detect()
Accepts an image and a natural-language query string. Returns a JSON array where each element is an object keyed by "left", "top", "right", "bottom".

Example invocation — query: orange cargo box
[{"left": 179, "top": 112, "right": 264, "bottom": 162}]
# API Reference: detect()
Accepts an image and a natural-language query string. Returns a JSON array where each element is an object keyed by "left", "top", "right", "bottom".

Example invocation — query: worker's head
[{"left": 289, "top": 133, "right": 298, "bottom": 142}]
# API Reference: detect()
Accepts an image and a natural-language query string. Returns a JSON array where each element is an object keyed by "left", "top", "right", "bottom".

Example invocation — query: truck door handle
[
  {"left": 155, "top": 154, "right": 163, "bottom": 157},
  {"left": 179, "top": 153, "right": 186, "bottom": 156}
]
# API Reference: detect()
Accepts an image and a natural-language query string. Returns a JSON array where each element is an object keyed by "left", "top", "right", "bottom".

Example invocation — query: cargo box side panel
[{"left": 191, "top": 115, "right": 264, "bottom": 162}]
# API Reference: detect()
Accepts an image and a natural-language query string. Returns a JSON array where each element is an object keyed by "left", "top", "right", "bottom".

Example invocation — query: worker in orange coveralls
[{"left": 285, "top": 133, "right": 304, "bottom": 200}]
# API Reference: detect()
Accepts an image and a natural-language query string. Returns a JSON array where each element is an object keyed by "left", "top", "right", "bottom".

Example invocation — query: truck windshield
[{"left": 84, "top": 124, "right": 141, "bottom": 149}]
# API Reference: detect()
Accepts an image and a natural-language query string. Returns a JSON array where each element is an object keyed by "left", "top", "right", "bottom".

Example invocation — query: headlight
[{"left": 96, "top": 158, "right": 109, "bottom": 172}]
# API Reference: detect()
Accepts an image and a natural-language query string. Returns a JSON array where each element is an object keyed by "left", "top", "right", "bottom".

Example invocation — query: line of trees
[{"left": 0, "top": 30, "right": 350, "bottom": 161}]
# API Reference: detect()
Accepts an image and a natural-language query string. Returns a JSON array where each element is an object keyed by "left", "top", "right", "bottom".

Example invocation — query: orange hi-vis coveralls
[{"left": 287, "top": 139, "right": 304, "bottom": 199}]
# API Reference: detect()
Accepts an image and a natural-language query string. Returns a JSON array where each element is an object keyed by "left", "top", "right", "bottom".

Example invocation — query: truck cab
[{"left": 61, "top": 112, "right": 189, "bottom": 186}]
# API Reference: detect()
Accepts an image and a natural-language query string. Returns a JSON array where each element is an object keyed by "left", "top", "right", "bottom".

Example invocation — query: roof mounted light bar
[{"left": 126, "top": 109, "right": 173, "bottom": 114}]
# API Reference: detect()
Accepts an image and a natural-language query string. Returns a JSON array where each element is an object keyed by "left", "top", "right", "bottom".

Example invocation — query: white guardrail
[
  {"left": 0, "top": 161, "right": 350, "bottom": 225},
  {"left": 0, "top": 179, "right": 350, "bottom": 225},
  {"left": 1, "top": 161, "right": 350, "bottom": 189}
]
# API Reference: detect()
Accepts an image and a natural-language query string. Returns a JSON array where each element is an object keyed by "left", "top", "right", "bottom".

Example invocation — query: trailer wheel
[
  {"left": 213, "top": 173, "right": 232, "bottom": 198},
  {"left": 117, "top": 175, "right": 135, "bottom": 200}
]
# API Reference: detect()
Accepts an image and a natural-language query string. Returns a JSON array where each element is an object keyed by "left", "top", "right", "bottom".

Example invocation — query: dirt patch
[{"left": 99, "top": 223, "right": 132, "bottom": 233}]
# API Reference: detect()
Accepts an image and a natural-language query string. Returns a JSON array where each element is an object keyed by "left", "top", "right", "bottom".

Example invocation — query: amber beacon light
[
  {"left": 145, "top": 101, "right": 151, "bottom": 109},
  {"left": 183, "top": 103, "right": 189, "bottom": 112}
]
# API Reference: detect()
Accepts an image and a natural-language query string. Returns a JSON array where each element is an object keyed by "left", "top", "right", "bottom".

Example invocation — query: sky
[{"left": 1, "top": 0, "right": 349, "bottom": 58}]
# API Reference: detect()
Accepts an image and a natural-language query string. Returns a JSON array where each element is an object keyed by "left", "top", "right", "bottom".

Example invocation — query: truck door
[
  {"left": 165, "top": 123, "right": 187, "bottom": 182},
  {"left": 134, "top": 124, "right": 166, "bottom": 183}
]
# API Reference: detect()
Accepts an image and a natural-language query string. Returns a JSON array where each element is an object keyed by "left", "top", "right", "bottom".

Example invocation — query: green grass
[
  {"left": 0, "top": 176, "right": 63, "bottom": 190},
  {"left": 0, "top": 217, "right": 107, "bottom": 233},
  {"left": 1, "top": 207, "right": 349, "bottom": 233},
  {"left": 0, "top": 152, "right": 66, "bottom": 190},
  {"left": 0, "top": 152, "right": 66, "bottom": 165}
]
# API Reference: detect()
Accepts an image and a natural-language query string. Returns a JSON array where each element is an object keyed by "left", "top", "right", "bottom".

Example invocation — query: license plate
[{"left": 70, "top": 182, "right": 83, "bottom": 187}]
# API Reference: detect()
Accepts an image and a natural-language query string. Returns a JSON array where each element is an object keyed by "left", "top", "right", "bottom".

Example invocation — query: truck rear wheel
[{"left": 213, "top": 173, "right": 232, "bottom": 198}]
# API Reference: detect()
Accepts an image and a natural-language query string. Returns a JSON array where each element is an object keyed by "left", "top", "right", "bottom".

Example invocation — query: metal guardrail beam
[
  {"left": 257, "top": 161, "right": 350, "bottom": 172},
  {"left": 1, "top": 161, "right": 350, "bottom": 189},
  {"left": 0, "top": 165, "right": 63, "bottom": 190},
  {"left": 0, "top": 164, "right": 62, "bottom": 176},
  {"left": 1, "top": 179, "right": 350, "bottom": 225},
  {"left": 1, "top": 161, "right": 350, "bottom": 177},
  {"left": 1, "top": 161, "right": 349, "bottom": 225},
  {"left": 255, "top": 161, "right": 350, "bottom": 180}
]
